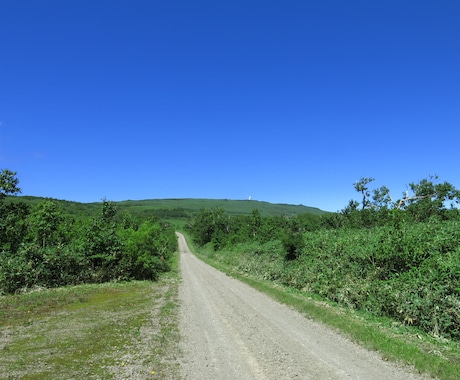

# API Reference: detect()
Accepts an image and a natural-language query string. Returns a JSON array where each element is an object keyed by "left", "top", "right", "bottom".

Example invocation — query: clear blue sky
[{"left": 1, "top": 1, "right": 459, "bottom": 212}]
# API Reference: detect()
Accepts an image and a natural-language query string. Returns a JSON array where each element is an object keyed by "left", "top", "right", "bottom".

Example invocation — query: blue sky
[{"left": 1, "top": 1, "right": 459, "bottom": 212}]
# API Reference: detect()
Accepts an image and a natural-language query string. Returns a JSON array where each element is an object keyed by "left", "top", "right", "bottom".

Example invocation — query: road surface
[{"left": 177, "top": 232, "right": 426, "bottom": 380}]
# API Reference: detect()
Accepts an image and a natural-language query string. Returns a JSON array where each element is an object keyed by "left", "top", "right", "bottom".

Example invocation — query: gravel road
[{"left": 177, "top": 233, "right": 429, "bottom": 380}]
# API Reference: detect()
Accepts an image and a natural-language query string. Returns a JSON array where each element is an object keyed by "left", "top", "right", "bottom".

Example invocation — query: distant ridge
[
  {"left": 114, "top": 198, "right": 327, "bottom": 217},
  {"left": 8, "top": 196, "right": 328, "bottom": 218}
]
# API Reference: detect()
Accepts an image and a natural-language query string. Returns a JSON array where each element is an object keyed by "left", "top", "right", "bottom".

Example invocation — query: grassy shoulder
[
  {"left": 0, "top": 252, "right": 181, "bottom": 380},
  {"left": 184, "top": 236, "right": 460, "bottom": 380}
]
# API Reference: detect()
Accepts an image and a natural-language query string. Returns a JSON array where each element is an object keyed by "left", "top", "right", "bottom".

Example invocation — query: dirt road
[{"left": 177, "top": 233, "right": 427, "bottom": 380}]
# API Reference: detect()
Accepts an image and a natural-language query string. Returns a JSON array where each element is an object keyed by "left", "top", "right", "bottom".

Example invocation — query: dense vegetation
[
  {"left": 0, "top": 169, "right": 177, "bottom": 294},
  {"left": 187, "top": 176, "right": 460, "bottom": 341},
  {"left": 3, "top": 167, "right": 460, "bottom": 342}
]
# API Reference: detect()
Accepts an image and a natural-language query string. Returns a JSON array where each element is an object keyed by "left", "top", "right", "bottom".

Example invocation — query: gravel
[{"left": 177, "top": 232, "right": 428, "bottom": 380}]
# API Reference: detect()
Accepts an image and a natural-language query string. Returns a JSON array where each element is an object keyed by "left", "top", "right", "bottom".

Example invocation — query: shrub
[
  {"left": 197, "top": 218, "right": 460, "bottom": 340},
  {"left": 118, "top": 221, "right": 177, "bottom": 280}
]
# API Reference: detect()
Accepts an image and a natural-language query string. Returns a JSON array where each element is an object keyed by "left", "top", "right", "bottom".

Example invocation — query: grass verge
[
  {"left": 185, "top": 237, "right": 460, "bottom": 380},
  {"left": 0, "top": 252, "right": 181, "bottom": 380}
]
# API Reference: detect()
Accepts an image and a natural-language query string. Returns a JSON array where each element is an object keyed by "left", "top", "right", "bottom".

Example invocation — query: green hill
[
  {"left": 6, "top": 196, "right": 327, "bottom": 219},
  {"left": 115, "top": 198, "right": 327, "bottom": 217}
]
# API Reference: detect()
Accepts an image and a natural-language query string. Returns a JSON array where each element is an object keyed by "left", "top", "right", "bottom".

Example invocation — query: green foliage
[
  {"left": 404, "top": 176, "right": 460, "bottom": 221},
  {"left": 0, "top": 171, "right": 178, "bottom": 294},
  {"left": 351, "top": 175, "right": 460, "bottom": 223},
  {"left": 0, "top": 169, "right": 21, "bottom": 199},
  {"left": 188, "top": 176, "right": 460, "bottom": 341},
  {"left": 0, "top": 244, "right": 90, "bottom": 293},
  {"left": 187, "top": 207, "right": 229, "bottom": 249},
  {"left": 27, "top": 200, "right": 64, "bottom": 248},
  {"left": 0, "top": 201, "right": 29, "bottom": 253},
  {"left": 280, "top": 230, "right": 303, "bottom": 260},
  {"left": 354, "top": 177, "right": 375, "bottom": 209},
  {"left": 119, "top": 222, "right": 177, "bottom": 280},
  {"left": 187, "top": 207, "right": 323, "bottom": 252},
  {"left": 83, "top": 200, "right": 123, "bottom": 277},
  {"left": 196, "top": 219, "right": 460, "bottom": 340}
]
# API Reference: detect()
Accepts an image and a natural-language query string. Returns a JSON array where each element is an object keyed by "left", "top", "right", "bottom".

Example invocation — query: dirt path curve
[{"left": 177, "top": 232, "right": 426, "bottom": 380}]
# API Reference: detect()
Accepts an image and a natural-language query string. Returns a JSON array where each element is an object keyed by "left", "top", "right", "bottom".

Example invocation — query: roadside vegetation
[
  {"left": 0, "top": 169, "right": 181, "bottom": 378},
  {"left": 0, "top": 257, "right": 181, "bottom": 379},
  {"left": 2, "top": 167, "right": 460, "bottom": 378},
  {"left": 0, "top": 169, "right": 178, "bottom": 295},
  {"left": 186, "top": 176, "right": 460, "bottom": 379}
]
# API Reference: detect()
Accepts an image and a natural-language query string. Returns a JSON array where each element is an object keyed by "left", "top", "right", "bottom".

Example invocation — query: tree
[
  {"left": 0, "top": 170, "right": 27, "bottom": 253},
  {"left": 249, "top": 209, "right": 262, "bottom": 240},
  {"left": 100, "top": 198, "right": 118, "bottom": 224},
  {"left": 0, "top": 202, "right": 29, "bottom": 253},
  {"left": 119, "top": 221, "right": 177, "bottom": 280},
  {"left": 399, "top": 175, "right": 460, "bottom": 221},
  {"left": 188, "top": 207, "right": 228, "bottom": 248},
  {"left": 0, "top": 169, "right": 21, "bottom": 200},
  {"left": 348, "top": 175, "right": 459, "bottom": 223},
  {"left": 84, "top": 200, "right": 122, "bottom": 274},
  {"left": 354, "top": 177, "right": 374, "bottom": 209},
  {"left": 27, "top": 200, "right": 63, "bottom": 248},
  {"left": 341, "top": 199, "right": 359, "bottom": 215},
  {"left": 371, "top": 185, "right": 392, "bottom": 209}
]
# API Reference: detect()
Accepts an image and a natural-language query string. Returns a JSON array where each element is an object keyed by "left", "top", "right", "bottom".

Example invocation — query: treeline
[
  {"left": 138, "top": 207, "right": 192, "bottom": 219},
  {"left": 187, "top": 176, "right": 460, "bottom": 340},
  {"left": 0, "top": 169, "right": 178, "bottom": 294}
]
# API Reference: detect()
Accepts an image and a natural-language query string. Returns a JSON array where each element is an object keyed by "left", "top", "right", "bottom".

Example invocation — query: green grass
[
  {"left": 0, "top": 254, "right": 181, "bottom": 379},
  {"left": 188, "top": 237, "right": 460, "bottom": 380}
]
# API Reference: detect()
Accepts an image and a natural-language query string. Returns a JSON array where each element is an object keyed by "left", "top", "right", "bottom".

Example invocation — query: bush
[
  {"left": 0, "top": 244, "right": 90, "bottom": 294},
  {"left": 0, "top": 198, "right": 179, "bottom": 294},
  {"left": 197, "top": 218, "right": 460, "bottom": 340},
  {"left": 118, "top": 221, "right": 177, "bottom": 280}
]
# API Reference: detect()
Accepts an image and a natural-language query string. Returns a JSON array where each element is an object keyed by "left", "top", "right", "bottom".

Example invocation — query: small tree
[
  {"left": 83, "top": 199, "right": 122, "bottom": 279},
  {"left": 249, "top": 209, "right": 262, "bottom": 240},
  {"left": 0, "top": 169, "right": 21, "bottom": 200},
  {"left": 0, "top": 170, "right": 27, "bottom": 253},
  {"left": 399, "top": 175, "right": 460, "bottom": 221},
  {"left": 354, "top": 177, "right": 375, "bottom": 209},
  {"left": 28, "top": 200, "right": 63, "bottom": 248},
  {"left": 100, "top": 198, "right": 118, "bottom": 224},
  {"left": 0, "top": 202, "right": 29, "bottom": 253},
  {"left": 371, "top": 185, "right": 392, "bottom": 209},
  {"left": 349, "top": 175, "right": 459, "bottom": 223},
  {"left": 188, "top": 207, "right": 228, "bottom": 248},
  {"left": 119, "top": 221, "right": 176, "bottom": 280}
]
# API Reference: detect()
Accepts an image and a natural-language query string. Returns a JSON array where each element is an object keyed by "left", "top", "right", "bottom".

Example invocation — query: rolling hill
[{"left": 6, "top": 196, "right": 327, "bottom": 219}]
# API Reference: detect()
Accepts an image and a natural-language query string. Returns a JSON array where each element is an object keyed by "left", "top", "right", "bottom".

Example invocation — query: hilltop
[{"left": 117, "top": 198, "right": 327, "bottom": 218}]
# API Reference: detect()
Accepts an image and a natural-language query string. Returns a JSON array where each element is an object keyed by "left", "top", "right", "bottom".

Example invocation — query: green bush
[
  {"left": 197, "top": 218, "right": 460, "bottom": 340},
  {"left": 0, "top": 251, "right": 30, "bottom": 294},
  {"left": 118, "top": 221, "right": 177, "bottom": 280},
  {"left": 0, "top": 197, "right": 178, "bottom": 294},
  {"left": 0, "top": 244, "right": 90, "bottom": 294}
]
